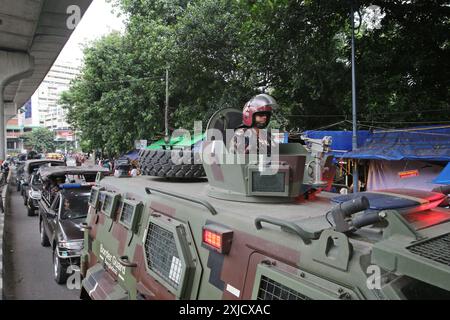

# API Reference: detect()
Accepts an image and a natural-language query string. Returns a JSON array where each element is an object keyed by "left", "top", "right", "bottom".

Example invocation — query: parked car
[
  {"left": 15, "top": 160, "right": 26, "bottom": 192},
  {"left": 26, "top": 171, "right": 43, "bottom": 216},
  {"left": 37, "top": 166, "right": 110, "bottom": 284},
  {"left": 21, "top": 159, "right": 66, "bottom": 212}
]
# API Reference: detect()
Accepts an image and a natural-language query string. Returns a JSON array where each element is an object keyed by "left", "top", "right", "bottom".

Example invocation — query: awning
[
  {"left": 342, "top": 126, "right": 450, "bottom": 161},
  {"left": 304, "top": 130, "right": 371, "bottom": 158}
]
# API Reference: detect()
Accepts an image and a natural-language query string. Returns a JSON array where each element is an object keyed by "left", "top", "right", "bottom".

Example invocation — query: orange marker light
[{"left": 202, "top": 225, "right": 233, "bottom": 254}]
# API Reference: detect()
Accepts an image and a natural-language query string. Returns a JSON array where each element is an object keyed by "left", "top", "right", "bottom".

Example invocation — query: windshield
[
  {"left": 60, "top": 191, "right": 90, "bottom": 220},
  {"left": 31, "top": 174, "right": 42, "bottom": 185}
]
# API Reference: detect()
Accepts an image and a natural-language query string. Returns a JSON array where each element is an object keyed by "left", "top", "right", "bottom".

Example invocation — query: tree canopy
[
  {"left": 22, "top": 127, "right": 56, "bottom": 153},
  {"left": 61, "top": 0, "right": 450, "bottom": 155}
]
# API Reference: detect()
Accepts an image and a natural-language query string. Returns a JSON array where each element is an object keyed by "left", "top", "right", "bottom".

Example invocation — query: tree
[
  {"left": 61, "top": 32, "right": 163, "bottom": 156},
  {"left": 62, "top": 0, "right": 449, "bottom": 155},
  {"left": 21, "top": 127, "right": 56, "bottom": 153}
]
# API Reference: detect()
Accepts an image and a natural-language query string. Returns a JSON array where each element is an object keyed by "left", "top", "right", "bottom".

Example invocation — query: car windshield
[
  {"left": 60, "top": 191, "right": 90, "bottom": 220},
  {"left": 31, "top": 174, "right": 42, "bottom": 185}
]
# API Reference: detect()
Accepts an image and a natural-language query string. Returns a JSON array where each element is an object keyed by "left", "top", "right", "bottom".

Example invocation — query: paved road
[{"left": 3, "top": 178, "right": 79, "bottom": 300}]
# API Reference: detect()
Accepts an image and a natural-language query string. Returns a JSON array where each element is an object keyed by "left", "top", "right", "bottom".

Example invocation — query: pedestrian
[{"left": 130, "top": 165, "right": 138, "bottom": 177}]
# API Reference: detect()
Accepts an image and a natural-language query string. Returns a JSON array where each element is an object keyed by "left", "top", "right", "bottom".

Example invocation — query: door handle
[
  {"left": 80, "top": 222, "right": 92, "bottom": 230},
  {"left": 118, "top": 256, "right": 137, "bottom": 268}
]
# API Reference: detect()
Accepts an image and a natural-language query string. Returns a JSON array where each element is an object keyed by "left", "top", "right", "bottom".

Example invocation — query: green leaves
[
  {"left": 21, "top": 128, "right": 56, "bottom": 153},
  {"left": 63, "top": 0, "right": 449, "bottom": 156}
]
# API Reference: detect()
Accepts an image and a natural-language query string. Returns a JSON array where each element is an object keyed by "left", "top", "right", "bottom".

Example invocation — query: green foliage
[
  {"left": 21, "top": 127, "right": 56, "bottom": 153},
  {"left": 63, "top": 0, "right": 449, "bottom": 155}
]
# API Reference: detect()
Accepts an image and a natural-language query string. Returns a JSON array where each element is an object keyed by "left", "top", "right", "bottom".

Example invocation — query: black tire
[
  {"left": 53, "top": 249, "right": 68, "bottom": 284},
  {"left": 40, "top": 219, "right": 50, "bottom": 247},
  {"left": 139, "top": 149, "right": 205, "bottom": 178}
]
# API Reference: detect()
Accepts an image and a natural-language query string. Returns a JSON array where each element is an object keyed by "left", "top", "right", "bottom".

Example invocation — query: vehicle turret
[{"left": 201, "top": 108, "right": 334, "bottom": 202}]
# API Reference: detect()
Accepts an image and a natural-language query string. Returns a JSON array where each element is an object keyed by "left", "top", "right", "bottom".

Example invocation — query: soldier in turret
[{"left": 229, "top": 93, "right": 278, "bottom": 156}]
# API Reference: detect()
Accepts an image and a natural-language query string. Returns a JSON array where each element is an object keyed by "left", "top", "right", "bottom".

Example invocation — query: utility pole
[
  {"left": 351, "top": 2, "right": 359, "bottom": 193},
  {"left": 164, "top": 68, "right": 169, "bottom": 143}
]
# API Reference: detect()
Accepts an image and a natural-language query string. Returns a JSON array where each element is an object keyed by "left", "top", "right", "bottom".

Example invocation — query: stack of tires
[{"left": 138, "top": 148, "right": 205, "bottom": 178}]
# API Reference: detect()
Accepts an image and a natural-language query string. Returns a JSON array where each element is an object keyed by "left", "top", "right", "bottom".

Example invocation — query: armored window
[
  {"left": 118, "top": 199, "right": 143, "bottom": 232},
  {"left": 248, "top": 166, "right": 290, "bottom": 196},
  {"left": 258, "top": 275, "right": 310, "bottom": 300},
  {"left": 252, "top": 264, "right": 358, "bottom": 300},
  {"left": 101, "top": 191, "right": 120, "bottom": 218},
  {"left": 146, "top": 222, "right": 182, "bottom": 288},
  {"left": 252, "top": 171, "right": 286, "bottom": 193},
  {"left": 143, "top": 215, "right": 200, "bottom": 299},
  {"left": 88, "top": 186, "right": 103, "bottom": 209}
]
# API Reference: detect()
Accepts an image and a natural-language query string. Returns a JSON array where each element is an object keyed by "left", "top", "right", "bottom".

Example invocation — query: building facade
[{"left": 7, "top": 61, "right": 80, "bottom": 155}]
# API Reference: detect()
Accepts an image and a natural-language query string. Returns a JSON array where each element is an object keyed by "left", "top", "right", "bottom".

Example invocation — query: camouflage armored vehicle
[{"left": 80, "top": 109, "right": 450, "bottom": 300}]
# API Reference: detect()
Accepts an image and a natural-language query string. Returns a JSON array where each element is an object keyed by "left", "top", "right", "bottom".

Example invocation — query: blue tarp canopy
[
  {"left": 342, "top": 126, "right": 450, "bottom": 162},
  {"left": 122, "top": 149, "right": 139, "bottom": 161},
  {"left": 304, "top": 130, "right": 371, "bottom": 158},
  {"left": 433, "top": 163, "right": 450, "bottom": 184}
]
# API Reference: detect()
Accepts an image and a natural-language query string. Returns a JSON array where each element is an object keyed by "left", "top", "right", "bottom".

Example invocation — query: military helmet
[{"left": 242, "top": 94, "right": 277, "bottom": 128}]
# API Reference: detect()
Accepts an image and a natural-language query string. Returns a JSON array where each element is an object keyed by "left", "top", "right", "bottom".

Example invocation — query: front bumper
[
  {"left": 82, "top": 263, "right": 129, "bottom": 300},
  {"left": 56, "top": 247, "right": 82, "bottom": 261}
]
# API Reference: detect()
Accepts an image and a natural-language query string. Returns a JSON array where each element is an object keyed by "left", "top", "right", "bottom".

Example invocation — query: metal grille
[
  {"left": 407, "top": 233, "right": 450, "bottom": 266},
  {"left": 145, "top": 222, "right": 182, "bottom": 288},
  {"left": 257, "top": 276, "right": 311, "bottom": 300},
  {"left": 120, "top": 203, "right": 134, "bottom": 226}
]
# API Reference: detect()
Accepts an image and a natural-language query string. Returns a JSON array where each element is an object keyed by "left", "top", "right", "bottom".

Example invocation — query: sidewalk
[{"left": 0, "top": 170, "right": 10, "bottom": 299}]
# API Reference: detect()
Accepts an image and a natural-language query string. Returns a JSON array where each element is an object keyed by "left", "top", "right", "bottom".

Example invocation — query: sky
[{"left": 56, "top": 0, "right": 126, "bottom": 66}]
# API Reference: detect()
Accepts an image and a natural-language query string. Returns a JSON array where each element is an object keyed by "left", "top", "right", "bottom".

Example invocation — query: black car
[
  {"left": 39, "top": 187, "right": 90, "bottom": 284},
  {"left": 26, "top": 171, "right": 43, "bottom": 216},
  {"left": 21, "top": 159, "right": 65, "bottom": 211},
  {"left": 15, "top": 160, "right": 25, "bottom": 192},
  {"left": 37, "top": 165, "right": 110, "bottom": 284}
]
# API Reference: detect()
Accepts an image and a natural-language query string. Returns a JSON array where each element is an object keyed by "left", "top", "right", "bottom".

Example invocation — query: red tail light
[{"left": 202, "top": 225, "right": 233, "bottom": 254}]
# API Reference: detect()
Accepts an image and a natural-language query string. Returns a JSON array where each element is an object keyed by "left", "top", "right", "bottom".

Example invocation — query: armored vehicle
[
  {"left": 80, "top": 109, "right": 450, "bottom": 300},
  {"left": 37, "top": 166, "right": 110, "bottom": 284}
]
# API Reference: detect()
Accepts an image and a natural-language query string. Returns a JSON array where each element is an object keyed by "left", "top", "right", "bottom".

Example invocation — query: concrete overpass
[{"left": 0, "top": 0, "right": 92, "bottom": 159}]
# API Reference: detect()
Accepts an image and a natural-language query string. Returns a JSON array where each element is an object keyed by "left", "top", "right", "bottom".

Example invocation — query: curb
[{"left": 0, "top": 169, "right": 11, "bottom": 300}]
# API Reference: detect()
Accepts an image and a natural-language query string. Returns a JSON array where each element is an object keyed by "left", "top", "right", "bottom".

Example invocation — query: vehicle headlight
[
  {"left": 59, "top": 240, "right": 84, "bottom": 250},
  {"left": 29, "top": 190, "right": 41, "bottom": 200}
]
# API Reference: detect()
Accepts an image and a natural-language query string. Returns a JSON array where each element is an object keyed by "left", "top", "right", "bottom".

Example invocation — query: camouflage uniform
[{"left": 229, "top": 127, "right": 277, "bottom": 156}]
